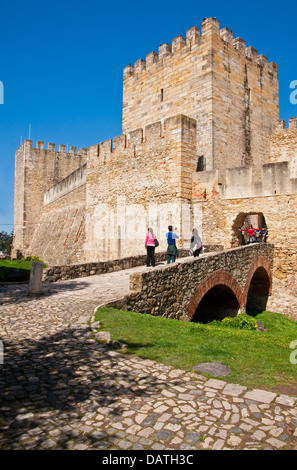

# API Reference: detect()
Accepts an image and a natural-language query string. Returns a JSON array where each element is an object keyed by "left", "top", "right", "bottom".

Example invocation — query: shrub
[
  {"left": 221, "top": 314, "right": 257, "bottom": 330},
  {"left": 25, "top": 255, "right": 41, "bottom": 261}
]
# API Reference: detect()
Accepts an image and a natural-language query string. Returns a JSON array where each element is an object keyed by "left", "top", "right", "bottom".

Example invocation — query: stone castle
[{"left": 12, "top": 17, "right": 297, "bottom": 312}]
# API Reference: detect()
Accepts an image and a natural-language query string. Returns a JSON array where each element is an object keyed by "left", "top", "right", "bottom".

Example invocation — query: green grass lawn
[
  {"left": 95, "top": 308, "right": 297, "bottom": 392},
  {"left": 0, "top": 259, "right": 45, "bottom": 281},
  {"left": 0, "top": 259, "right": 33, "bottom": 273}
]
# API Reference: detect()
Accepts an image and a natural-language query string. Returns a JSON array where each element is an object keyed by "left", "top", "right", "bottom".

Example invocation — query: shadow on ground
[
  {"left": 0, "top": 280, "right": 95, "bottom": 306},
  {"left": 0, "top": 328, "right": 177, "bottom": 450}
]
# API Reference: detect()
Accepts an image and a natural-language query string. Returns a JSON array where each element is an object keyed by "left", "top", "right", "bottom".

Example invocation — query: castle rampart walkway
[{"left": 1, "top": 252, "right": 297, "bottom": 451}]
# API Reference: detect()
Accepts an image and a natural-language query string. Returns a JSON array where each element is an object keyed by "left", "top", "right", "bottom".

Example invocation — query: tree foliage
[{"left": 0, "top": 231, "right": 13, "bottom": 255}]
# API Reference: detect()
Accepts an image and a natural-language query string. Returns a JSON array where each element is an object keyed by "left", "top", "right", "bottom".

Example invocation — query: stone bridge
[{"left": 117, "top": 244, "right": 274, "bottom": 323}]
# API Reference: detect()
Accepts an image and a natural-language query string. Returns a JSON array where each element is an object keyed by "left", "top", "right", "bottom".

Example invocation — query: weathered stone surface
[
  {"left": 222, "top": 383, "right": 247, "bottom": 397},
  {"left": 204, "top": 379, "right": 227, "bottom": 389},
  {"left": 192, "top": 362, "right": 232, "bottom": 377},
  {"left": 95, "top": 331, "right": 111, "bottom": 342},
  {"left": 28, "top": 262, "right": 44, "bottom": 295},
  {"left": 124, "top": 243, "right": 273, "bottom": 321},
  {"left": 244, "top": 389, "right": 277, "bottom": 404}
]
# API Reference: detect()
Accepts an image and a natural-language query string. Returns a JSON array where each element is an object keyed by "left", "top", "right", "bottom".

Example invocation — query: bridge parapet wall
[{"left": 125, "top": 244, "right": 274, "bottom": 320}]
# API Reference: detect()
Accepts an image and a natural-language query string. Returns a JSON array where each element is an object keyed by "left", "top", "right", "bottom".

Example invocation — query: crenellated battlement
[
  {"left": 18, "top": 139, "right": 87, "bottom": 156},
  {"left": 91, "top": 117, "right": 184, "bottom": 164},
  {"left": 275, "top": 117, "right": 297, "bottom": 131},
  {"left": 123, "top": 17, "right": 277, "bottom": 81},
  {"left": 268, "top": 117, "right": 297, "bottom": 177}
]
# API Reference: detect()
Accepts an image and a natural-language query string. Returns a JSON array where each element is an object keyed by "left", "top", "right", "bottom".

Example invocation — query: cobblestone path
[{"left": 1, "top": 266, "right": 297, "bottom": 451}]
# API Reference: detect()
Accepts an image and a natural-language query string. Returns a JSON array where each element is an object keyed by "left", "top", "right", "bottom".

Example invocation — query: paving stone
[
  {"left": 227, "top": 436, "right": 242, "bottom": 447},
  {"left": 252, "top": 430, "right": 266, "bottom": 441},
  {"left": 156, "top": 430, "right": 171, "bottom": 440},
  {"left": 193, "top": 362, "right": 232, "bottom": 377},
  {"left": 244, "top": 389, "right": 277, "bottom": 404},
  {"left": 275, "top": 395, "right": 296, "bottom": 407},
  {"left": 266, "top": 437, "right": 287, "bottom": 449},
  {"left": 212, "top": 438, "right": 225, "bottom": 450},
  {"left": 204, "top": 379, "right": 227, "bottom": 390},
  {"left": 223, "top": 383, "right": 247, "bottom": 397}
]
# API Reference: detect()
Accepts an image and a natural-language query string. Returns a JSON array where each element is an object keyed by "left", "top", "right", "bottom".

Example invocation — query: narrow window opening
[
  {"left": 196, "top": 155, "right": 205, "bottom": 172},
  {"left": 160, "top": 88, "right": 164, "bottom": 102},
  {"left": 248, "top": 88, "right": 251, "bottom": 103}
]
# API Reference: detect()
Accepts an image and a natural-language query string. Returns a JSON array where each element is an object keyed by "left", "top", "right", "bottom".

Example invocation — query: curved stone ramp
[{"left": 0, "top": 264, "right": 297, "bottom": 450}]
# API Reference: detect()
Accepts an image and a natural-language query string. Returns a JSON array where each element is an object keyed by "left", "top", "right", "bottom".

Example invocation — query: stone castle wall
[
  {"left": 123, "top": 17, "right": 279, "bottom": 178},
  {"left": 12, "top": 140, "right": 87, "bottom": 259},
  {"left": 269, "top": 118, "right": 297, "bottom": 178},
  {"left": 13, "top": 115, "right": 297, "bottom": 289},
  {"left": 27, "top": 180, "right": 86, "bottom": 267},
  {"left": 83, "top": 115, "right": 197, "bottom": 262}
]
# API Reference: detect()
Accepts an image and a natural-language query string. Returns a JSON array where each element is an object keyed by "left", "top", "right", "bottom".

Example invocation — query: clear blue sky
[{"left": 0, "top": 0, "right": 296, "bottom": 233}]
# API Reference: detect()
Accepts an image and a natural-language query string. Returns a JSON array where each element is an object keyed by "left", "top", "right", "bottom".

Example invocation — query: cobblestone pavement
[{"left": 1, "top": 265, "right": 297, "bottom": 451}]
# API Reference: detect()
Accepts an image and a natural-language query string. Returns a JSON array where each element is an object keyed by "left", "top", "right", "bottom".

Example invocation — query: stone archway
[
  {"left": 243, "top": 256, "right": 272, "bottom": 314},
  {"left": 186, "top": 270, "right": 244, "bottom": 323},
  {"left": 231, "top": 212, "right": 268, "bottom": 247}
]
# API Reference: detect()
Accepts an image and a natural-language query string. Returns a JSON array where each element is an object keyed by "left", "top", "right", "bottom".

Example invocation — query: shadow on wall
[{"left": 231, "top": 212, "right": 268, "bottom": 247}]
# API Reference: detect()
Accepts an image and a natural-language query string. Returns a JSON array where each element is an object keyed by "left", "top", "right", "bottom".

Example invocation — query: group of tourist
[
  {"left": 240, "top": 224, "right": 268, "bottom": 244},
  {"left": 144, "top": 226, "right": 203, "bottom": 267},
  {"left": 144, "top": 222, "right": 269, "bottom": 267}
]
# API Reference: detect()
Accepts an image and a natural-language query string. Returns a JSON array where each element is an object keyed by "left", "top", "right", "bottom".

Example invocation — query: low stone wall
[{"left": 43, "top": 245, "right": 223, "bottom": 282}]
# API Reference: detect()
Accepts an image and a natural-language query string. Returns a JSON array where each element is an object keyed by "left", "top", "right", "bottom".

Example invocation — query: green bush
[
  {"left": 25, "top": 255, "right": 41, "bottom": 261},
  {"left": 221, "top": 314, "right": 258, "bottom": 330}
]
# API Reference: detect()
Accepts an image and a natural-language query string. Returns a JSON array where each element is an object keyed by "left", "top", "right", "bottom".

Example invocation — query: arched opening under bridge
[
  {"left": 191, "top": 284, "right": 241, "bottom": 324},
  {"left": 245, "top": 267, "right": 270, "bottom": 314}
]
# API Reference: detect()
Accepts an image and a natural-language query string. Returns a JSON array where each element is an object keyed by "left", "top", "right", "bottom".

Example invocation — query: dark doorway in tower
[
  {"left": 191, "top": 285, "right": 240, "bottom": 324},
  {"left": 246, "top": 267, "right": 270, "bottom": 314},
  {"left": 231, "top": 212, "right": 268, "bottom": 247}
]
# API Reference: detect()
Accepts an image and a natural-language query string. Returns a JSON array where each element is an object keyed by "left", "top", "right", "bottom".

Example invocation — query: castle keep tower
[{"left": 122, "top": 17, "right": 279, "bottom": 179}]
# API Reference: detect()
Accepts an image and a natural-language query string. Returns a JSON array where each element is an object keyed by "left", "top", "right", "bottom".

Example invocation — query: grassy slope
[
  {"left": 0, "top": 259, "right": 33, "bottom": 280},
  {"left": 0, "top": 259, "right": 33, "bottom": 273},
  {"left": 95, "top": 308, "right": 297, "bottom": 391}
]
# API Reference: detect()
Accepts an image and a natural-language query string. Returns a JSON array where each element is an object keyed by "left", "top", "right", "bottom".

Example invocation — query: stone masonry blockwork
[{"left": 123, "top": 244, "right": 274, "bottom": 320}]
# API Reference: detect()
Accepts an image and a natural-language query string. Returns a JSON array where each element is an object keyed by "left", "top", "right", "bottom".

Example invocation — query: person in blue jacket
[{"left": 165, "top": 225, "right": 179, "bottom": 264}]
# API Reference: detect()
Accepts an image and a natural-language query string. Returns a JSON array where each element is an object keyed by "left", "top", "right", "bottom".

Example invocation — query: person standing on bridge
[
  {"left": 190, "top": 228, "right": 203, "bottom": 257},
  {"left": 166, "top": 225, "right": 179, "bottom": 264},
  {"left": 145, "top": 228, "right": 157, "bottom": 267},
  {"left": 240, "top": 224, "right": 259, "bottom": 244}
]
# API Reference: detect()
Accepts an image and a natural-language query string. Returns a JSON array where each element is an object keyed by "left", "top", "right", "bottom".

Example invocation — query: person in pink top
[{"left": 145, "top": 227, "right": 156, "bottom": 267}]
